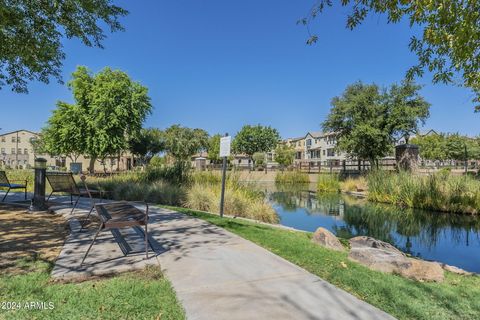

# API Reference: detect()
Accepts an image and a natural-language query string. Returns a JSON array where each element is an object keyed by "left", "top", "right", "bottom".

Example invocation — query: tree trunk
[{"left": 89, "top": 157, "right": 96, "bottom": 174}]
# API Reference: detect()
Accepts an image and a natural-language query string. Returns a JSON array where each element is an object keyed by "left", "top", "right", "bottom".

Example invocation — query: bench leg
[
  {"left": 145, "top": 223, "right": 149, "bottom": 259},
  {"left": 70, "top": 196, "right": 80, "bottom": 215},
  {"left": 46, "top": 191, "right": 53, "bottom": 202},
  {"left": 80, "top": 224, "right": 103, "bottom": 266},
  {"left": 2, "top": 188, "right": 10, "bottom": 202},
  {"left": 79, "top": 206, "right": 95, "bottom": 231}
]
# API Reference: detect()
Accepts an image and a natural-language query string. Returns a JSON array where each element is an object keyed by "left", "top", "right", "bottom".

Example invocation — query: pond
[{"left": 261, "top": 183, "right": 480, "bottom": 273}]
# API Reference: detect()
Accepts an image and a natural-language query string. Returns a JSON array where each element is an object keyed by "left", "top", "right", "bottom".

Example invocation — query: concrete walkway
[{"left": 2, "top": 192, "right": 393, "bottom": 319}]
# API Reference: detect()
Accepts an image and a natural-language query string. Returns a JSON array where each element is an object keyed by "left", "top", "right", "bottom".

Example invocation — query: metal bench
[
  {"left": 45, "top": 172, "right": 101, "bottom": 215},
  {"left": 0, "top": 171, "right": 28, "bottom": 202},
  {"left": 81, "top": 201, "right": 153, "bottom": 266}
]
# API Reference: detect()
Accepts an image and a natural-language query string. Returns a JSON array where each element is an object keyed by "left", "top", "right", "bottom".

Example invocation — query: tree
[
  {"left": 43, "top": 66, "right": 152, "bottom": 172},
  {"left": 300, "top": 1, "right": 480, "bottom": 110},
  {"left": 275, "top": 144, "right": 295, "bottom": 169},
  {"left": 129, "top": 128, "right": 165, "bottom": 166},
  {"left": 232, "top": 125, "right": 280, "bottom": 167},
  {"left": 0, "top": 0, "right": 127, "bottom": 93},
  {"left": 41, "top": 102, "right": 86, "bottom": 163},
  {"left": 411, "top": 133, "right": 447, "bottom": 161},
  {"left": 322, "top": 81, "right": 430, "bottom": 166},
  {"left": 207, "top": 134, "right": 222, "bottom": 163},
  {"left": 252, "top": 152, "right": 266, "bottom": 168},
  {"left": 163, "top": 125, "right": 209, "bottom": 161}
]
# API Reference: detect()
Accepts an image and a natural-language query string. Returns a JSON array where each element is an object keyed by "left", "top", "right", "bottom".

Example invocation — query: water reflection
[{"left": 265, "top": 183, "right": 480, "bottom": 272}]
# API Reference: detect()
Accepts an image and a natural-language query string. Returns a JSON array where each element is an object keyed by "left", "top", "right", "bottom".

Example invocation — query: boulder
[
  {"left": 348, "top": 236, "right": 444, "bottom": 282},
  {"left": 398, "top": 259, "right": 444, "bottom": 282},
  {"left": 438, "top": 263, "right": 474, "bottom": 276},
  {"left": 311, "top": 227, "right": 345, "bottom": 252}
]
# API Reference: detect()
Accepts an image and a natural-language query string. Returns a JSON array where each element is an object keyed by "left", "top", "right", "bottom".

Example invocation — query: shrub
[
  {"left": 275, "top": 171, "right": 310, "bottom": 184},
  {"left": 317, "top": 174, "right": 340, "bottom": 193}
]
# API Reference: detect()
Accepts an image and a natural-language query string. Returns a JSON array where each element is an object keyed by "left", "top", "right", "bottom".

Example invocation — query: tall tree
[
  {"left": 322, "top": 80, "right": 430, "bottom": 166},
  {"left": 41, "top": 102, "right": 86, "bottom": 162},
  {"left": 232, "top": 125, "right": 280, "bottom": 166},
  {"left": 43, "top": 66, "right": 152, "bottom": 172},
  {"left": 300, "top": 1, "right": 480, "bottom": 110},
  {"left": 0, "top": 0, "right": 127, "bottom": 93},
  {"left": 129, "top": 128, "right": 165, "bottom": 166},
  {"left": 163, "top": 125, "right": 209, "bottom": 161}
]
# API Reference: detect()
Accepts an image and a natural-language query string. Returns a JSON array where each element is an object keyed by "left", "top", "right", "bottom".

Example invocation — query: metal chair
[{"left": 0, "top": 171, "right": 28, "bottom": 202}]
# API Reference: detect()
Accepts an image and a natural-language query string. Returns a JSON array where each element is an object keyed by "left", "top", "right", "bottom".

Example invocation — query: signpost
[{"left": 219, "top": 134, "right": 231, "bottom": 217}]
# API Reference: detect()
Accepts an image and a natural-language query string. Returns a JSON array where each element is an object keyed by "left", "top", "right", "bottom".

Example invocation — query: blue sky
[{"left": 1, "top": 0, "right": 478, "bottom": 138}]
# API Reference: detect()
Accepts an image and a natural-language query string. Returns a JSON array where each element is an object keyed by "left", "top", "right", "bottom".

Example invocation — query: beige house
[{"left": 0, "top": 129, "right": 134, "bottom": 172}]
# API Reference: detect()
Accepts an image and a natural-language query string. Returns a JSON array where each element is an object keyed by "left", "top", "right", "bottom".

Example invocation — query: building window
[
  {"left": 17, "top": 137, "right": 21, "bottom": 143},
  {"left": 0, "top": 148, "right": 4, "bottom": 154},
  {"left": 327, "top": 149, "right": 335, "bottom": 157},
  {"left": 1, "top": 137, "right": 4, "bottom": 142},
  {"left": 11, "top": 148, "right": 15, "bottom": 154},
  {"left": 24, "top": 148, "right": 28, "bottom": 154},
  {"left": 322, "top": 150, "right": 326, "bottom": 156},
  {"left": 17, "top": 148, "right": 21, "bottom": 155},
  {"left": 11, "top": 137, "right": 16, "bottom": 143}
]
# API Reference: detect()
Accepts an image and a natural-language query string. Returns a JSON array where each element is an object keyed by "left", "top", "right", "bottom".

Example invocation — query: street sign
[{"left": 220, "top": 136, "right": 231, "bottom": 157}]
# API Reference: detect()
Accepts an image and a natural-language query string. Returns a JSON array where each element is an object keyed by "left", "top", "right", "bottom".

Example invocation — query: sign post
[{"left": 219, "top": 133, "right": 231, "bottom": 218}]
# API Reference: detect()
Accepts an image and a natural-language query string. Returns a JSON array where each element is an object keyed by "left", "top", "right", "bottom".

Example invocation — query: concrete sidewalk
[{"left": 150, "top": 208, "right": 394, "bottom": 320}]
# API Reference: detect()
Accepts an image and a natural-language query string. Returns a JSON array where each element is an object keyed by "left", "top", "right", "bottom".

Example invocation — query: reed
[
  {"left": 275, "top": 171, "right": 310, "bottom": 184},
  {"left": 317, "top": 174, "right": 340, "bottom": 193}
]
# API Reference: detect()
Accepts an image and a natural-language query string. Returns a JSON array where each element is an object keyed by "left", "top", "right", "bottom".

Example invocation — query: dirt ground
[{"left": 0, "top": 204, "right": 68, "bottom": 274}]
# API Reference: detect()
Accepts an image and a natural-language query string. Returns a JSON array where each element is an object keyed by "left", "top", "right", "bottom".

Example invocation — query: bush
[
  {"left": 317, "top": 174, "right": 340, "bottom": 193},
  {"left": 275, "top": 171, "right": 310, "bottom": 184}
]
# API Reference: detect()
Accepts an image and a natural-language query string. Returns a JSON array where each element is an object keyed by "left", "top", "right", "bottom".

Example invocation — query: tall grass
[
  {"left": 184, "top": 172, "right": 279, "bottom": 223},
  {"left": 317, "top": 174, "right": 340, "bottom": 193},
  {"left": 367, "top": 170, "right": 480, "bottom": 214},
  {"left": 275, "top": 171, "right": 310, "bottom": 184}
]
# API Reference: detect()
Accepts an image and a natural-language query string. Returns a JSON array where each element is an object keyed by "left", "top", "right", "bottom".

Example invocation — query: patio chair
[
  {"left": 45, "top": 172, "right": 101, "bottom": 215},
  {"left": 81, "top": 201, "right": 154, "bottom": 266},
  {"left": 0, "top": 171, "right": 28, "bottom": 202}
]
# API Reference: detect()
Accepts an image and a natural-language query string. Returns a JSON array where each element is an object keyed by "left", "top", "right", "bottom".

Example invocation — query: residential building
[
  {"left": 0, "top": 129, "right": 134, "bottom": 172},
  {"left": 283, "top": 131, "right": 347, "bottom": 166}
]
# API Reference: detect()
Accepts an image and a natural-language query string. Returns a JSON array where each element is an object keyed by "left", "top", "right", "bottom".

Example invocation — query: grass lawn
[
  {"left": 165, "top": 206, "right": 480, "bottom": 320},
  {"left": 0, "top": 204, "right": 185, "bottom": 320}
]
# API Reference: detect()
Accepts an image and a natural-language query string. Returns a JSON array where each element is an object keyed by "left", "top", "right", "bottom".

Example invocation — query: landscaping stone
[
  {"left": 311, "top": 227, "right": 345, "bottom": 252},
  {"left": 348, "top": 236, "right": 444, "bottom": 282},
  {"left": 438, "top": 263, "right": 474, "bottom": 276}
]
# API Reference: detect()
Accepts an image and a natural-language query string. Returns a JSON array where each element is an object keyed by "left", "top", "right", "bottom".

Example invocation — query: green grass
[
  {"left": 275, "top": 171, "right": 310, "bottom": 184},
  {"left": 0, "top": 259, "right": 185, "bottom": 320},
  {"left": 165, "top": 206, "right": 480, "bottom": 320}
]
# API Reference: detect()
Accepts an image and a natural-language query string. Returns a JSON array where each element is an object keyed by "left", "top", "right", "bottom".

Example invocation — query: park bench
[
  {"left": 0, "top": 171, "right": 28, "bottom": 202},
  {"left": 80, "top": 201, "right": 153, "bottom": 266},
  {"left": 45, "top": 172, "right": 101, "bottom": 215}
]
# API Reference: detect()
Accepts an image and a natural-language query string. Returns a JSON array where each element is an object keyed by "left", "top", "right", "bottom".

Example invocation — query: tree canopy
[
  {"left": 300, "top": 1, "right": 480, "bottom": 110},
  {"left": 412, "top": 132, "right": 480, "bottom": 161},
  {"left": 232, "top": 125, "right": 280, "bottom": 162},
  {"left": 129, "top": 128, "right": 165, "bottom": 165},
  {"left": 207, "top": 134, "right": 222, "bottom": 163},
  {"left": 163, "top": 125, "right": 209, "bottom": 161},
  {"left": 0, "top": 0, "right": 127, "bottom": 93},
  {"left": 322, "top": 80, "right": 430, "bottom": 165},
  {"left": 42, "top": 66, "right": 152, "bottom": 171},
  {"left": 275, "top": 144, "right": 295, "bottom": 168}
]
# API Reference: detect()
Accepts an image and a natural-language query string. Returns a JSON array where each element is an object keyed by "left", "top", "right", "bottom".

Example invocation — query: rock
[
  {"left": 398, "top": 259, "right": 444, "bottom": 282},
  {"left": 438, "top": 263, "right": 474, "bottom": 276},
  {"left": 348, "top": 236, "right": 444, "bottom": 282},
  {"left": 311, "top": 227, "right": 345, "bottom": 252}
]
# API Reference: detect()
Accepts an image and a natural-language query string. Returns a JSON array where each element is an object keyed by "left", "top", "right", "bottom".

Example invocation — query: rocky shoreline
[{"left": 312, "top": 227, "right": 475, "bottom": 282}]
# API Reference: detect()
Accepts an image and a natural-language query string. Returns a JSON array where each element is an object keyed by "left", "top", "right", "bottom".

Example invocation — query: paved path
[{"left": 2, "top": 192, "right": 393, "bottom": 319}]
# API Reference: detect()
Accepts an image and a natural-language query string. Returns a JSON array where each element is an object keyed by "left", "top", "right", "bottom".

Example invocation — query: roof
[
  {"left": 306, "top": 131, "right": 323, "bottom": 138},
  {"left": 0, "top": 129, "right": 39, "bottom": 137}
]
